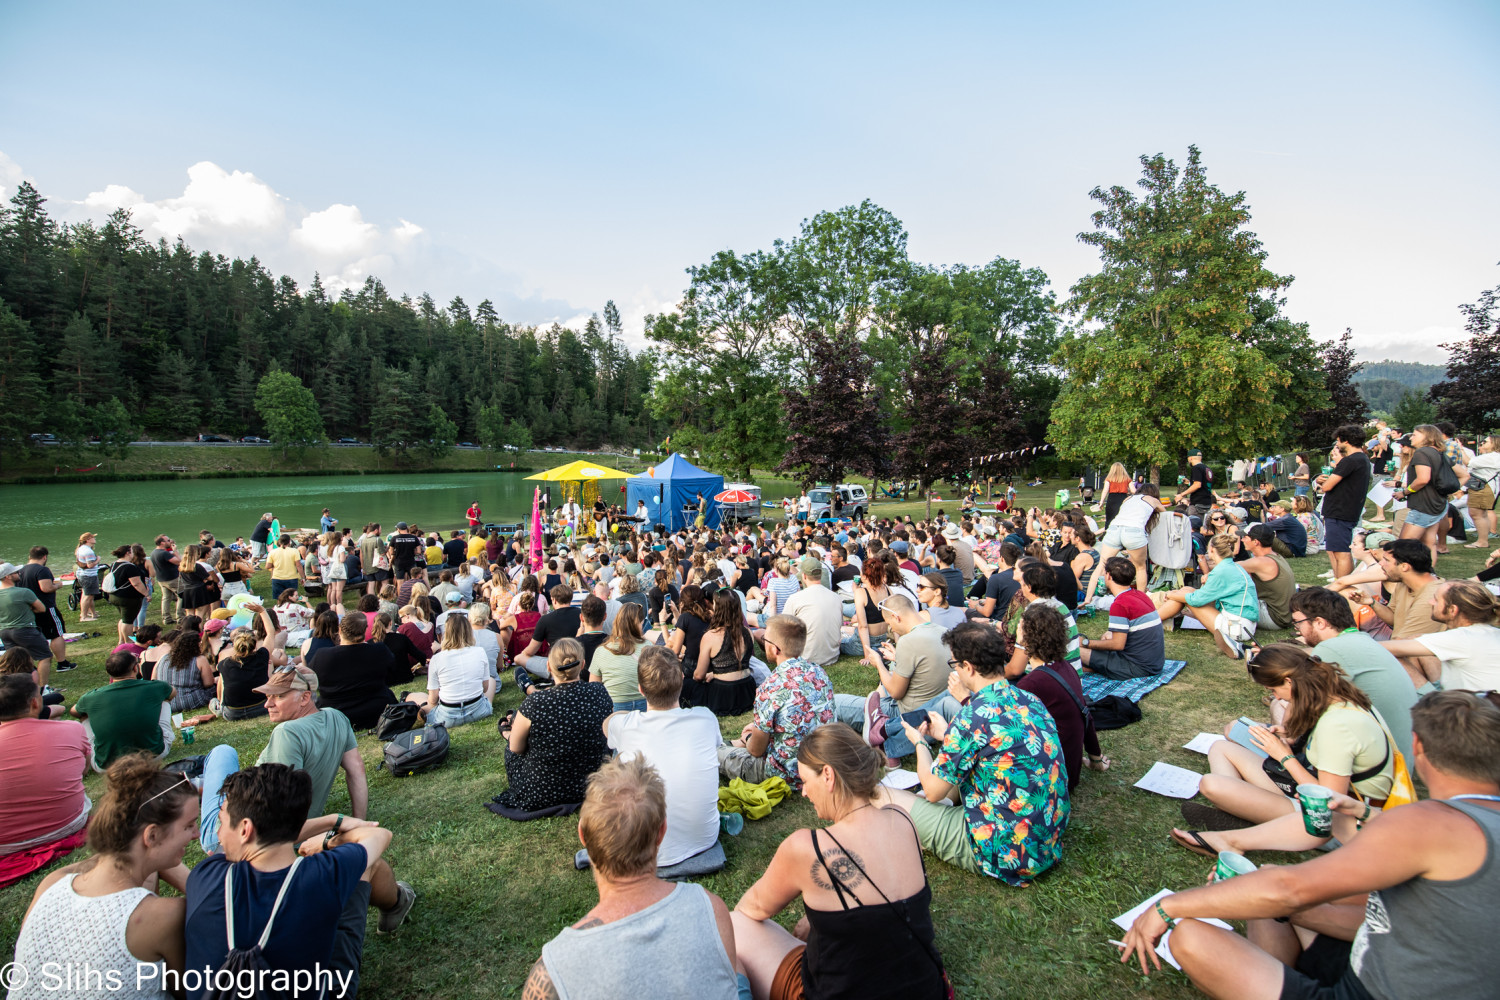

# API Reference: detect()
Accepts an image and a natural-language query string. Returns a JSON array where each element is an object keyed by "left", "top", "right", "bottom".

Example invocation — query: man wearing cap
[
  {"left": 942, "top": 523, "right": 975, "bottom": 585},
  {"left": 436, "top": 588, "right": 468, "bottom": 637},
  {"left": 1173, "top": 450, "right": 1213, "bottom": 520},
  {"left": 781, "top": 556, "right": 843, "bottom": 667},
  {"left": 0, "top": 563, "right": 54, "bottom": 687},
  {"left": 890, "top": 538, "right": 919, "bottom": 576},
  {"left": 1239, "top": 524, "right": 1298, "bottom": 630}
]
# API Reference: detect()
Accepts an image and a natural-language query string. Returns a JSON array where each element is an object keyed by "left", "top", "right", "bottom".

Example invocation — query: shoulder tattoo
[
  {"left": 522, "top": 959, "right": 558, "bottom": 1000},
  {"left": 810, "top": 844, "right": 867, "bottom": 892}
]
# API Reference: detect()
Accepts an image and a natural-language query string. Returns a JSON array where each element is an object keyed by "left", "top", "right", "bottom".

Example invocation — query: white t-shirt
[
  {"left": 716, "top": 559, "right": 737, "bottom": 585},
  {"left": 607, "top": 708, "right": 722, "bottom": 866},
  {"left": 75, "top": 545, "right": 98, "bottom": 577},
  {"left": 783, "top": 585, "right": 844, "bottom": 666},
  {"left": 427, "top": 645, "right": 490, "bottom": 703},
  {"left": 471, "top": 627, "right": 502, "bottom": 682},
  {"left": 453, "top": 571, "right": 478, "bottom": 601},
  {"left": 1414, "top": 624, "right": 1500, "bottom": 691},
  {"left": 1113, "top": 495, "right": 1155, "bottom": 530},
  {"left": 798, "top": 495, "right": 811, "bottom": 513}
]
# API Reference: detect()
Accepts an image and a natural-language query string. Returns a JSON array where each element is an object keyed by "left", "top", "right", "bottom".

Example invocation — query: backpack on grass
[
  {"left": 374, "top": 702, "right": 421, "bottom": 740},
  {"left": 380, "top": 723, "right": 449, "bottom": 777}
]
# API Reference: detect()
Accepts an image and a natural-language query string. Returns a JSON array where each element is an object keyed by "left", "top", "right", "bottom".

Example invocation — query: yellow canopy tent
[{"left": 524, "top": 460, "right": 634, "bottom": 537}]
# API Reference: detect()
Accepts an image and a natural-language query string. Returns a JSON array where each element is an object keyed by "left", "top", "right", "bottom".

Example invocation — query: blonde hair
[
  {"left": 400, "top": 603, "right": 428, "bottom": 624},
  {"left": 579, "top": 756, "right": 666, "bottom": 881},
  {"left": 1206, "top": 533, "right": 1239, "bottom": 562},
  {"left": 604, "top": 602, "right": 645, "bottom": 656},
  {"left": 1105, "top": 462, "right": 1130, "bottom": 483},
  {"left": 548, "top": 637, "right": 585, "bottom": 677},
  {"left": 440, "top": 614, "right": 474, "bottom": 651}
]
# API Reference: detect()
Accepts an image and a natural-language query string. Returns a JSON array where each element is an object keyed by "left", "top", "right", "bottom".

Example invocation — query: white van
[
  {"left": 807, "top": 484, "right": 869, "bottom": 521},
  {"left": 720, "top": 483, "right": 762, "bottom": 519}
]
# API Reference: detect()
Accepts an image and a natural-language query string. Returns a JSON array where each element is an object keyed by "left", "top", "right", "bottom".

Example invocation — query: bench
[{"left": 169, "top": 466, "right": 188, "bottom": 472}]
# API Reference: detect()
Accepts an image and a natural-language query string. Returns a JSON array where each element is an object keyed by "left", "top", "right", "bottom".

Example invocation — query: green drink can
[
  {"left": 1215, "top": 851, "right": 1257, "bottom": 881},
  {"left": 181, "top": 726, "right": 196, "bottom": 745},
  {"left": 1296, "top": 783, "right": 1333, "bottom": 837}
]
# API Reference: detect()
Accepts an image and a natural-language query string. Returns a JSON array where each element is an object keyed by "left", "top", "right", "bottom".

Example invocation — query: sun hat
[
  {"left": 253, "top": 664, "right": 319, "bottom": 696},
  {"left": 941, "top": 524, "right": 961, "bottom": 540}
]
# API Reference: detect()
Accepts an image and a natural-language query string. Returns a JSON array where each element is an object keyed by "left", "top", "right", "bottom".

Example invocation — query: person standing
[
  {"left": 797, "top": 489, "right": 812, "bottom": 524},
  {"left": 74, "top": 531, "right": 100, "bottom": 623},
  {"left": 148, "top": 535, "right": 183, "bottom": 624},
  {"left": 19, "top": 547, "right": 73, "bottom": 673},
  {"left": 1172, "top": 450, "right": 1213, "bottom": 520},
  {"left": 267, "top": 536, "right": 304, "bottom": 600},
  {"left": 1315, "top": 425, "right": 1374, "bottom": 581},
  {"left": 466, "top": 500, "right": 483, "bottom": 530},
  {"left": 1290, "top": 453, "right": 1312, "bottom": 496},
  {"left": 250, "top": 512, "right": 274, "bottom": 563},
  {"left": 387, "top": 522, "right": 422, "bottom": 580},
  {"left": 0, "top": 563, "right": 54, "bottom": 689}
]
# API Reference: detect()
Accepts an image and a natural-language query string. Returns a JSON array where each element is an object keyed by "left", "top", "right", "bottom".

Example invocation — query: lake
[{"left": 0, "top": 471, "right": 800, "bottom": 564}]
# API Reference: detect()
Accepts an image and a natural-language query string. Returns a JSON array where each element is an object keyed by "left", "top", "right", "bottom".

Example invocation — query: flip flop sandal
[
  {"left": 1181, "top": 801, "right": 1254, "bottom": 832},
  {"left": 1171, "top": 829, "right": 1218, "bottom": 859}
]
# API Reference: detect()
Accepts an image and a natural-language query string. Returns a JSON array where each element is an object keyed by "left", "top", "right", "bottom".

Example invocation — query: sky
[{"left": 1, "top": 1, "right": 1496, "bottom": 361}]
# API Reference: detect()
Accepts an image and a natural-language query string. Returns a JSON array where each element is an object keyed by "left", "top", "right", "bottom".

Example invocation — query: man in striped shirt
[{"left": 1079, "top": 557, "right": 1165, "bottom": 678}]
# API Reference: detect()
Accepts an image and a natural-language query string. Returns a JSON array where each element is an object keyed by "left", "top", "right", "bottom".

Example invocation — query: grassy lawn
[{"left": 1, "top": 486, "right": 1486, "bottom": 999}]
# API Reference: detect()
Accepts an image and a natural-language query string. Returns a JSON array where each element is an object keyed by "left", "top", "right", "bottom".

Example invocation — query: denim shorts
[
  {"left": 428, "top": 697, "right": 493, "bottom": 728},
  {"left": 1101, "top": 522, "right": 1149, "bottom": 551},
  {"left": 1402, "top": 507, "right": 1445, "bottom": 529}
]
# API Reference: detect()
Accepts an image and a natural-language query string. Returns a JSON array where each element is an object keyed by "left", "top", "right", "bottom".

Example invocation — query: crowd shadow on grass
[{"left": 2, "top": 490, "right": 1491, "bottom": 999}]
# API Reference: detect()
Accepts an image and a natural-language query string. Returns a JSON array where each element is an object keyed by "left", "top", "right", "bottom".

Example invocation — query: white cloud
[
  {"left": 393, "top": 219, "right": 422, "bottom": 241},
  {"left": 292, "top": 204, "right": 378, "bottom": 258},
  {"left": 1346, "top": 327, "right": 1460, "bottom": 365},
  {"left": 0, "top": 151, "right": 32, "bottom": 202},
  {"left": 82, "top": 161, "right": 287, "bottom": 239}
]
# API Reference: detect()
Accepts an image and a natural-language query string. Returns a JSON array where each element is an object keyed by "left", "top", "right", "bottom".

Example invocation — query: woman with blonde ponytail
[
  {"left": 731, "top": 723, "right": 948, "bottom": 1000},
  {"left": 10, "top": 754, "right": 200, "bottom": 997}
]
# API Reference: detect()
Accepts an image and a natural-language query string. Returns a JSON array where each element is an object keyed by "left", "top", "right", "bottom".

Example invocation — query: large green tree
[
  {"left": 1049, "top": 146, "right": 1320, "bottom": 481},
  {"left": 254, "top": 370, "right": 325, "bottom": 455},
  {"left": 1429, "top": 282, "right": 1500, "bottom": 431}
]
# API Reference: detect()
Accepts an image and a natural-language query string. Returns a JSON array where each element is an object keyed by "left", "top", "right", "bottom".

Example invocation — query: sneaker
[
  {"left": 1318, "top": 571, "right": 1335, "bottom": 581},
  {"left": 862, "top": 691, "right": 887, "bottom": 748},
  {"left": 55, "top": 661, "right": 78, "bottom": 672},
  {"left": 41, "top": 685, "right": 60, "bottom": 697},
  {"left": 377, "top": 881, "right": 416, "bottom": 934}
]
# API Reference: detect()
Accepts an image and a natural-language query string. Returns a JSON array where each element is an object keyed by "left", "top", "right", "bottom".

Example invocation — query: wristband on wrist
[
  {"left": 1154, "top": 899, "right": 1177, "bottom": 929},
  {"left": 334, "top": 813, "right": 345, "bottom": 834},
  {"left": 1278, "top": 754, "right": 1294, "bottom": 767}
]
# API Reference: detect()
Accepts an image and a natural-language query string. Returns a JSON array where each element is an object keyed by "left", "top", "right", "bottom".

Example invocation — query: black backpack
[
  {"left": 1087, "top": 695, "right": 1142, "bottom": 730},
  {"left": 381, "top": 723, "right": 450, "bottom": 776},
  {"left": 1433, "top": 451, "right": 1462, "bottom": 496},
  {"left": 203, "top": 857, "right": 304, "bottom": 1000},
  {"left": 374, "top": 702, "right": 421, "bottom": 740}
]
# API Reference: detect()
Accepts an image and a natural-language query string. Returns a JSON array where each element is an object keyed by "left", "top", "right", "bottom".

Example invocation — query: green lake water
[{"left": 0, "top": 472, "right": 799, "bottom": 565}]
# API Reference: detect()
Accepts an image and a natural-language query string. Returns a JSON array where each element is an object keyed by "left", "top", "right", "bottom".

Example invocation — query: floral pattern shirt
[
  {"left": 752, "top": 656, "right": 834, "bottom": 788},
  {"left": 931, "top": 679, "right": 1070, "bottom": 885}
]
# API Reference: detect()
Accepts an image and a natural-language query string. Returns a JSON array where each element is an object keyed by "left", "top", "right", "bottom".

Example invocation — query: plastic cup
[
  {"left": 1215, "top": 851, "right": 1257, "bottom": 881},
  {"left": 1321, "top": 466, "right": 1334, "bottom": 476},
  {"left": 181, "top": 726, "right": 196, "bottom": 745},
  {"left": 1296, "top": 783, "right": 1333, "bottom": 837}
]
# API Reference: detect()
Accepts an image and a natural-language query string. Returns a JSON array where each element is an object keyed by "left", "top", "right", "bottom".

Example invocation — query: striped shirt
[
  {"left": 1033, "top": 597, "right": 1081, "bottom": 667},
  {"left": 1105, "top": 588, "right": 1166, "bottom": 671}
]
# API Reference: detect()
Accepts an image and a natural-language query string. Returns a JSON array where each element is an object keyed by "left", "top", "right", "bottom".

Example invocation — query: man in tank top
[
  {"left": 1119, "top": 689, "right": 1500, "bottom": 1000},
  {"left": 526, "top": 756, "right": 749, "bottom": 1000}
]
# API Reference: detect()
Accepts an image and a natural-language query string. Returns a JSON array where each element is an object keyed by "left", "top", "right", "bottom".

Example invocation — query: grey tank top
[
  {"left": 541, "top": 882, "right": 739, "bottom": 1000},
  {"left": 1350, "top": 797, "right": 1500, "bottom": 999}
]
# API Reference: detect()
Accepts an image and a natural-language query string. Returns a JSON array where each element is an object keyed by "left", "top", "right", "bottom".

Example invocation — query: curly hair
[{"left": 1019, "top": 602, "right": 1069, "bottom": 665}]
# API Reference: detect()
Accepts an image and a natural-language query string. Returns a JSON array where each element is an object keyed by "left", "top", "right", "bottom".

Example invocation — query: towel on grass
[{"left": 1081, "top": 659, "right": 1187, "bottom": 704}]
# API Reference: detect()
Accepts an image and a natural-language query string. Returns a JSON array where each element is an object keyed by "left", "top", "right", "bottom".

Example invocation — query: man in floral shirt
[
  {"left": 877, "top": 622, "right": 1070, "bottom": 885},
  {"left": 718, "top": 615, "right": 833, "bottom": 788}
]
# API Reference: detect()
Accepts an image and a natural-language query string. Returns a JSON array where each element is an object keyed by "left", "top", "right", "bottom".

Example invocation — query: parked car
[
  {"left": 719, "top": 483, "right": 762, "bottom": 519},
  {"left": 457, "top": 441, "right": 477, "bottom": 448},
  {"left": 807, "top": 484, "right": 869, "bottom": 521},
  {"left": 335, "top": 437, "right": 361, "bottom": 444},
  {"left": 239, "top": 435, "right": 269, "bottom": 443},
  {"left": 197, "top": 433, "right": 231, "bottom": 443},
  {"left": 29, "top": 433, "right": 57, "bottom": 443}
]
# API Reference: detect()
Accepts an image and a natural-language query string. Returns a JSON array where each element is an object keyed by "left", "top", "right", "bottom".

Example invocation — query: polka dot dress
[{"left": 498, "top": 680, "right": 614, "bottom": 812}]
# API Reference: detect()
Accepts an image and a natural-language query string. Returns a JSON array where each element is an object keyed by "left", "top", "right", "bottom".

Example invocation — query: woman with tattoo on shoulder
[{"left": 730, "top": 724, "right": 949, "bottom": 1000}]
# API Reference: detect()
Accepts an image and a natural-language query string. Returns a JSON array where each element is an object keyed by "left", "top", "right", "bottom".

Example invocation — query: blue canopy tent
[{"left": 625, "top": 453, "right": 725, "bottom": 532}]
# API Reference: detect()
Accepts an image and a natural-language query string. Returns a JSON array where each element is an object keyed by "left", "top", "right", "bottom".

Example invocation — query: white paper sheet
[
  {"left": 1182, "top": 732, "right": 1226, "bottom": 754},
  {"left": 879, "top": 768, "right": 922, "bottom": 790},
  {"left": 1133, "top": 762, "right": 1203, "bottom": 799},
  {"left": 1112, "top": 890, "right": 1233, "bottom": 970},
  {"left": 1366, "top": 481, "right": 1394, "bottom": 509}
]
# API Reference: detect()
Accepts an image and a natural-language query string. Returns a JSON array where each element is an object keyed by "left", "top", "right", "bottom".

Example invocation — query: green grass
[{"left": 1, "top": 487, "right": 1488, "bottom": 999}]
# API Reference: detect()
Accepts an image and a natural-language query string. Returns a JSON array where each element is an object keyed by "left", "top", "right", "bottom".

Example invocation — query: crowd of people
[{"left": 2, "top": 418, "right": 1497, "bottom": 999}]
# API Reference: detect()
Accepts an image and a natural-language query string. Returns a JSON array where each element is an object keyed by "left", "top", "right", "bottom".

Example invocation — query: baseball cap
[
  {"left": 444, "top": 591, "right": 464, "bottom": 604},
  {"left": 204, "top": 618, "right": 229, "bottom": 634},
  {"left": 1188, "top": 449, "right": 1203, "bottom": 457},
  {"left": 396, "top": 521, "right": 409, "bottom": 530},
  {"left": 891, "top": 539, "right": 909, "bottom": 554},
  {"left": 253, "top": 664, "right": 319, "bottom": 696},
  {"left": 798, "top": 556, "right": 822, "bottom": 577},
  {"left": 0, "top": 562, "right": 18, "bottom": 578},
  {"left": 1245, "top": 524, "right": 1274, "bottom": 546}
]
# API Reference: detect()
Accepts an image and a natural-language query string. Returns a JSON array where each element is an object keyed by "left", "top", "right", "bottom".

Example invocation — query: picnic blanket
[{"left": 1080, "top": 659, "right": 1187, "bottom": 704}]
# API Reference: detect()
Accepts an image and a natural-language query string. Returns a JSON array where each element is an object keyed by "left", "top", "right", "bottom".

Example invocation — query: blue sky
[{"left": 2, "top": 1, "right": 1496, "bottom": 360}]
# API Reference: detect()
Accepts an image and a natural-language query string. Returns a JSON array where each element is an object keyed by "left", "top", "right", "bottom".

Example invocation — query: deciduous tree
[
  {"left": 254, "top": 370, "right": 325, "bottom": 456},
  {"left": 1429, "top": 282, "right": 1500, "bottom": 431}
]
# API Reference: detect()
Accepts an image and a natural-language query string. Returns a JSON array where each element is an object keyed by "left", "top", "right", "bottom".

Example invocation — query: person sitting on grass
[
  {"left": 8, "top": 754, "right": 196, "bottom": 981},
  {"left": 1079, "top": 557, "right": 1165, "bottom": 679},
  {"left": 966, "top": 541, "right": 1020, "bottom": 620},
  {"left": 187, "top": 762, "right": 404, "bottom": 1000},
  {"left": 1014, "top": 603, "right": 1109, "bottom": 792},
  {"left": 497, "top": 638, "right": 614, "bottom": 813},
  {"left": 512, "top": 584, "right": 582, "bottom": 691},
  {"left": 526, "top": 756, "right": 748, "bottom": 1000},
  {"left": 592, "top": 602, "right": 648, "bottom": 712},
  {"left": 309, "top": 612, "right": 398, "bottom": 730},
  {"left": 1151, "top": 533, "right": 1261, "bottom": 659},
  {"left": 917, "top": 571, "right": 967, "bottom": 630},
  {"left": 1172, "top": 643, "right": 1396, "bottom": 858},
  {"left": 688, "top": 590, "right": 758, "bottom": 717},
  {"left": 0, "top": 647, "right": 64, "bottom": 718},
  {"left": 1238, "top": 524, "right": 1298, "bottom": 631},
  {"left": 874, "top": 622, "right": 1069, "bottom": 886},
  {"left": 1002, "top": 562, "right": 1080, "bottom": 678},
  {"left": 602, "top": 646, "right": 722, "bottom": 868},
  {"left": 732, "top": 724, "right": 949, "bottom": 1000},
  {"left": 1263, "top": 501, "right": 1309, "bottom": 558},
  {"left": 71, "top": 651, "right": 176, "bottom": 772},
  {"left": 1119, "top": 690, "right": 1497, "bottom": 1000},
  {"left": 1378, "top": 580, "right": 1500, "bottom": 692},
  {"left": 718, "top": 615, "right": 834, "bottom": 789},
  {"left": 0, "top": 673, "right": 92, "bottom": 887},
  {"left": 405, "top": 613, "right": 495, "bottom": 729},
  {"left": 1337, "top": 537, "right": 1446, "bottom": 658}
]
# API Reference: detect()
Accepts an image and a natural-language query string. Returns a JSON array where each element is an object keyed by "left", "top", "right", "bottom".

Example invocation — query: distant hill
[
  {"left": 1358, "top": 378, "right": 1412, "bottom": 414},
  {"left": 1352, "top": 361, "right": 1444, "bottom": 388}
]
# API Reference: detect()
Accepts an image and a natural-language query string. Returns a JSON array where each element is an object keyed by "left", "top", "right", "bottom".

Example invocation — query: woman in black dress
[
  {"left": 687, "top": 590, "right": 756, "bottom": 716},
  {"left": 106, "top": 544, "right": 150, "bottom": 647},
  {"left": 496, "top": 638, "right": 613, "bottom": 812},
  {"left": 664, "top": 584, "right": 711, "bottom": 676}
]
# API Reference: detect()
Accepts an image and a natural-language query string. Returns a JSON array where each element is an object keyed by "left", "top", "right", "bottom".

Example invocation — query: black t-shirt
[
  {"left": 442, "top": 539, "right": 467, "bottom": 567},
  {"left": 985, "top": 569, "right": 1019, "bottom": 613},
  {"left": 648, "top": 584, "right": 679, "bottom": 623},
  {"left": 312, "top": 642, "right": 398, "bottom": 729},
  {"left": 387, "top": 534, "right": 421, "bottom": 572},
  {"left": 1187, "top": 463, "right": 1211, "bottom": 503},
  {"left": 533, "top": 607, "right": 582, "bottom": 649},
  {"left": 831, "top": 564, "right": 859, "bottom": 587},
  {"left": 676, "top": 612, "right": 710, "bottom": 669},
  {"left": 1406, "top": 447, "right": 1448, "bottom": 516},
  {"left": 250, "top": 518, "right": 272, "bottom": 543},
  {"left": 1051, "top": 561, "right": 1079, "bottom": 611},
  {"left": 1263, "top": 487, "right": 1281, "bottom": 504},
  {"left": 111, "top": 561, "right": 148, "bottom": 596},
  {"left": 16, "top": 564, "right": 55, "bottom": 610},
  {"left": 1323, "top": 451, "right": 1372, "bottom": 523},
  {"left": 219, "top": 647, "right": 270, "bottom": 712},
  {"left": 577, "top": 631, "right": 607, "bottom": 680},
  {"left": 149, "top": 547, "right": 180, "bottom": 582}
]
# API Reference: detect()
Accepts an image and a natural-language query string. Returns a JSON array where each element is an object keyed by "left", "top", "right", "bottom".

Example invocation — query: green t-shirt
[
  {"left": 591, "top": 647, "right": 644, "bottom": 704},
  {"left": 1309, "top": 631, "right": 1417, "bottom": 761},
  {"left": 73, "top": 678, "right": 173, "bottom": 768},
  {"left": 0, "top": 586, "right": 39, "bottom": 630},
  {"left": 257, "top": 708, "right": 358, "bottom": 817}
]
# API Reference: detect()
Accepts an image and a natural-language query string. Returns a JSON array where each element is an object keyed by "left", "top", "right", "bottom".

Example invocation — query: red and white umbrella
[{"left": 715, "top": 488, "right": 758, "bottom": 504}]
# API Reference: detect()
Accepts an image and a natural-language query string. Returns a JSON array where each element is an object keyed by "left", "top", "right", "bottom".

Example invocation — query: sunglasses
[{"left": 135, "top": 774, "right": 194, "bottom": 822}]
